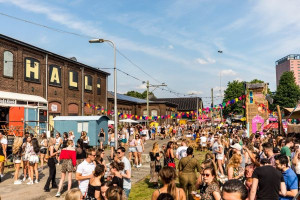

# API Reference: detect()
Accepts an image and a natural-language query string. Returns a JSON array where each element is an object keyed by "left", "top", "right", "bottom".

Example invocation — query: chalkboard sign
[{"left": 7, "top": 137, "right": 14, "bottom": 146}]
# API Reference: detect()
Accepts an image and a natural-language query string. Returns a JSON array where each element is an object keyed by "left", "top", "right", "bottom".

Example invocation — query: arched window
[
  {"left": 3, "top": 51, "right": 13, "bottom": 77},
  {"left": 151, "top": 110, "right": 158, "bottom": 116}
]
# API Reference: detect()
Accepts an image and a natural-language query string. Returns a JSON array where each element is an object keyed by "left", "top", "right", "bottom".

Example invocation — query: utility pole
[
  {"left": 211, "top": 88, "right": 214, "bottom": 129},
  {"left": 146, "top": 80, "right": 149, "bottom": 126},
  {"left": 196, "top": 97, "right": 199, "bottom": 129},
  {"left": 220, "top": 72, "right": 223, "bottom": 122}
]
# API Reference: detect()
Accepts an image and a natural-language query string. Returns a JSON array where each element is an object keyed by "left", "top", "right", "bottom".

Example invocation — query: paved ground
[{"left": 0, "top": 138, "right": 168, "bottom": 200}]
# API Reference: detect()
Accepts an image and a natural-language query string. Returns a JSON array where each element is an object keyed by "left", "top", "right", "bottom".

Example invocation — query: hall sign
[
  {"left": 0, "top": 99, "right": 16, "bottom": 104},
  {"left": 24, "top": 58, "right": 100, "bottom": 91}
]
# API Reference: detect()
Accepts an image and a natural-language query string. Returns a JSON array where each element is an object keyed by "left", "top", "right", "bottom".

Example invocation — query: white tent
[{"left": 119, "top": 119, "right": 139, "bottom": 123}]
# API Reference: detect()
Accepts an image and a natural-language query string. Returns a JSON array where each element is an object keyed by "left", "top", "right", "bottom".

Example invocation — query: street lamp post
[{"left": 89, "top": 39, "right": 118, "bottom": 150}]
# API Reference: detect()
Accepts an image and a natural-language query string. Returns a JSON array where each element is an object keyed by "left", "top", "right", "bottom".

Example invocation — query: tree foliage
[
  {"left": 125, "top": 90, "right": 156, "bottom": 100},
  {"left": 273, "top": 71, "right": 300, "bottom": 109},
  {"left": 223, "top": 80, "right": 244, "bottom": 117}
]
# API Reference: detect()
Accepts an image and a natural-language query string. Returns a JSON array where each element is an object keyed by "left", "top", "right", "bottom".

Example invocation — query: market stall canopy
[
  {"left": 0, "top": 91, "right": 47, "bottom": 104},
  {"left": 119, "top": 119, "right": 139, "bottom": 123},
  {"left": 108, "top": 120, "right": 114, "bottom": 125},
  {"left": 283, "top": 107, "right": 300, "bottom": 119},
  {"left": 263, "top": 122, "right": 287, "bottom": 130}
]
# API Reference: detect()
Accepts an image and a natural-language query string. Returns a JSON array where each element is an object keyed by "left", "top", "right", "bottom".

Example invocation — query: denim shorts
[
  {"left": 128, "top": 147, "right": 137, "bottom": 153},
  {"left": 110, "top": 142, "right": 115, "bottom": 147}
]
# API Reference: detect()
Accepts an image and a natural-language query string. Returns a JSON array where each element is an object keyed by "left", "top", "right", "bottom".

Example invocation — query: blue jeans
[{"left": 123, "top": 188, "right": 131, "bottom": 198}]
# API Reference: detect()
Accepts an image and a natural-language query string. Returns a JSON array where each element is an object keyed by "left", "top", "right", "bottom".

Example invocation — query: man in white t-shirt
[
  {"left": 176, "top": 139, "right": 188, "bottom": 160},
  {"left": 200, "top": 134, "right": 207, "bottom": 151},
  {"left": 117, "top": 147, "right": 131, "bottom": 199},
  {"left": 0, "top": 131, "right": 7, "bottom": 178},
  {"left": 75, "top": 148, "right": 96, "bottom": 196}
]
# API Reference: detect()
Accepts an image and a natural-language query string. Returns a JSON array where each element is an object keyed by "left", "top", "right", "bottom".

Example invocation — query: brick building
[
  {"left": 107, "top": 92, "right": 178, "bottom": 124},
  {"left": 0, "top": 34, "right": 109, "bottom": 134}
]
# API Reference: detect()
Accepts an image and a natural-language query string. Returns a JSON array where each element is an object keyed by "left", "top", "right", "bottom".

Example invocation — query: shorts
[
  {"left": 129, "top": 147, "right": 137, "bottom": 153},
  {"left": 40, "top": 148, "right": 47, "bottom": 154},
  {"left": 99, "top": 137, "right": 105, "bottom": 143},
  {"left": 22, "top": 154, "right": 30, "bottom": 161},
  {"left": 110, "top": 142, "right": 115, "bottom": 147},
  {"left": 136, "top": 146, "right": 143, "bottom": 153},
  {"left": 201, "top": 143, "right": 207, "bottom": 147},
  {"left": 61, "top": 159, "right": 74, "bottom": 173},
  {"left": 14, "top": 159, "right": 21, "bottom": 164},
  {"left": 29, "top": 155, "right": 39, "bottom": 164},
  {"left": 216, "top": 155, "right": 224, "bottom": 160},
  {"left": 0, "top": 155, "right": 4, "bottom": 162}
]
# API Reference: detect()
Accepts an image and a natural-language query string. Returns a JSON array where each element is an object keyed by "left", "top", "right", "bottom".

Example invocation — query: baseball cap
[{"left": 230, "top": 143, "right": 242, "bottom": 151}]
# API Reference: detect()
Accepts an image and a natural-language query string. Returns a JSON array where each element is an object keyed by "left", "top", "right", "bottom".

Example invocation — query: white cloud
[
  {"left": 187, "top": 90, "right": 203, "bottom": 95},
  {"left": 136, "top": 84, "right": 146, "bottom": 90},
  {"left": 234, "top": 77, "right": 243, "bottom": 82},
  {"left": 196, "top": 57, "right": 216, "bottom": 65},
  {"left": 168, "top": 45, "right": 174, "bottom": 49},
  {"left": 220, "top": 69, "right": 237, "bottom": 76}
]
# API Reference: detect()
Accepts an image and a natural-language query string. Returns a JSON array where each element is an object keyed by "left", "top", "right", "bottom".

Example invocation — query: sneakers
[
  {"left": 0, "top": 174, "right": 4, "bottom": 178},
  {"left": 22, "top": 176, "right": 27, "bottom": 182},
  {"left": 27, "top": 180, "right": 33, "bottom": 185},
  {"left": 138, "top": 164, "right": 142, "bottom": 167},
  {"left": 14, "top": 180, "right": 22, "bottom": 185},
  {"left": 55, "top": 192, "right": 61, "bottom": 197},
  {"left": 35, "top": 180, "right": 39, "bottom": 184}
]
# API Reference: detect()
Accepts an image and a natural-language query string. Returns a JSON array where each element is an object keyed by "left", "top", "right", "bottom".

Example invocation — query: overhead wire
[{"left": 0, "top": 11, "right": 213, "bottom": 98}]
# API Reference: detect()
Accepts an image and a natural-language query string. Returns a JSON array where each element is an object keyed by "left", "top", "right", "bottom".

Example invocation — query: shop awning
[{"left": 0, "top": 91, "right": 47, "bottom": 104}]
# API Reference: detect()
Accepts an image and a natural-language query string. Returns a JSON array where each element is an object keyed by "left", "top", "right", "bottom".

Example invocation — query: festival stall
[{"left": 53, "top": 116, "right": 109, "bottom": 146}]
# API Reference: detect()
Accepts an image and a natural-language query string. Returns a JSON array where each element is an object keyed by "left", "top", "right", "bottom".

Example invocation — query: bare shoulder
[{"left": 152, "top": 189, "right": 159, "bottom": 199}]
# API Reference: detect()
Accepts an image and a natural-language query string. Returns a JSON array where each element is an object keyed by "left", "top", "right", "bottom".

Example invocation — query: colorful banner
[{"left": 84, "top": 95, "right": 247, "bottom": 120}]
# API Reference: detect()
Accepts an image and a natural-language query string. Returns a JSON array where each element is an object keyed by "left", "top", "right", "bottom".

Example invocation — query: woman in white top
[
  {"left": 28, "top": 138, "right": 40, "bottom": 184},
  {"left": 108, "top": 129, "right": 115, "bottom": 160},
  {"left": 135, "top": 134, "right": 144, "bottom": 167},
  {"left": 80, "top": 131, "right": 90, "bottom": 149},
  {"left": 215, "top": 137, "right": 224, "bottom": 176},
  {"left": 128, "top": 134, "right": 138, "bottom": 167},
  {"left": 22, "top": 136, "right": 32, "bottom": 182},
  {"left": 55, "top": 132, "right": 63, "bottom": 151},
  {"left": 68, "top": 131, "right": 75, "bottom": 146}
]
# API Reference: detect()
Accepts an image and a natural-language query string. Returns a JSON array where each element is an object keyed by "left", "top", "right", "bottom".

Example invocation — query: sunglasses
[
  {"left": 90, "top": 154, "right": 96, "bottom": 157},
  {"left": 202, "top": 173, "right": 211, "bottom": 177},
  {"left": 117, "top": 152, "right": 122, "bottom": 154}
]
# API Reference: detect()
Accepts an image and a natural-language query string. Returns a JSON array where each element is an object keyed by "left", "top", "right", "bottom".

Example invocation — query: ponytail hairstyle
[
  {"left": 110, "top": 161, "right": 125, "bottom": 171},
  {"left": 159, "top": 166, "right": 177, "bottom": 199},
  {"left": 31, "top": 138, "right": 40, "bottom": 154}
]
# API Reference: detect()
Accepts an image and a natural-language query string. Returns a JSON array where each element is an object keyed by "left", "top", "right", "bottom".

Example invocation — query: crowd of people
[{"left": 0, "top": 123, "right": 300, "bottom": 200}]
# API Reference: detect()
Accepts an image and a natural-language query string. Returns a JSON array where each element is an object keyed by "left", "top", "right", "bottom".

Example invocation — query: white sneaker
[
  {"left": 35, "top": 180, "right": 39, "bottom": 184},
  {"left": 0, "top": 174, "right": 3, "bottom": 178},
  {"left": 22, "top": 177, "right": 26, "bottom": 182},
  {"left": 28, "top": 177, "right": 32, "bottom": 182},
  {"left": 27, "top": 180, "right": 33, "bottom": 185},
  {"left": 14, "top": 180, "right": 22, "bottom": 185},
  {"left": 138, "top": 164, "right": 142, "bottom": 167}
]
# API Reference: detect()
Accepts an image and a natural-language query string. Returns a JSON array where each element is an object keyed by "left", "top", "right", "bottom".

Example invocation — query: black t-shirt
[{"left": 252, "top": 165, "right": 284, "bottom": 200}]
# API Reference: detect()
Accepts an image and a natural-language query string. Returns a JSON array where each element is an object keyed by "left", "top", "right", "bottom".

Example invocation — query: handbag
[{"left": 155, "top": 159, "right": 162, "bottom": 172}]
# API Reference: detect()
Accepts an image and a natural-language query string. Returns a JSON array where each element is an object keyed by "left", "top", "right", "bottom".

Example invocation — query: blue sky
[{"left": 0, "top": 0, "right": 298, "bottom": 107}]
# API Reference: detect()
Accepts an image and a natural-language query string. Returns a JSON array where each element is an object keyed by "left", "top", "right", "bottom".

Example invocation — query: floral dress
[{"left": 200, "top": 182, "right": 220, "bottom": 200}]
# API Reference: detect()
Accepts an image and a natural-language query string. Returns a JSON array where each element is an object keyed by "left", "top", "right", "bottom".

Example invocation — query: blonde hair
[
  {"left": 152, "top": 142, "right": 159, "bottom": 153},
  {"left": 227, "top": 154, "right": 242, "bottom": 169},
  {"left": 65, "top": 188, "right": 82, "bottom": 200},
  {"left": 81, "top": 131, "right": 87, "bottom": 140},
  {"left": 68, "top": 131, "right": 74, "bottom": 136},
  {"left": 12, "top": 137, "right": 23, "bottom": 154}
]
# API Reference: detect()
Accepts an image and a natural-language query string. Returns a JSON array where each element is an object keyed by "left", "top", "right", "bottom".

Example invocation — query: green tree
[
  {"left": 125, "top": 90, "right": 156, "bottom": 100},
  {"left": 223, "top": 80, "right": 244, "bottom": 117},
  {"left": 250, "top": 79, "right": 271, "bottom": 94},
  {"left": 273, "top": 71, "right": 300, "bottom": 108}
]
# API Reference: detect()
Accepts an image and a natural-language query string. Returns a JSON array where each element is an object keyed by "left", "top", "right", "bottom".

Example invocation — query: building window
[
  {"left": 143, "top": 110, "right": 147, "bottom": 116},
  {"left": 3, "top": 51, "right": 13, "bottom": 78},
  {"left": 84, "top": 75, "right": 93, "bottom": 92},
  {"left": 151, "top": 110, "right": 158, "bottom": 116},
  {"left": 97, "top": 78, "right": 101, "bottom": 95}
]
